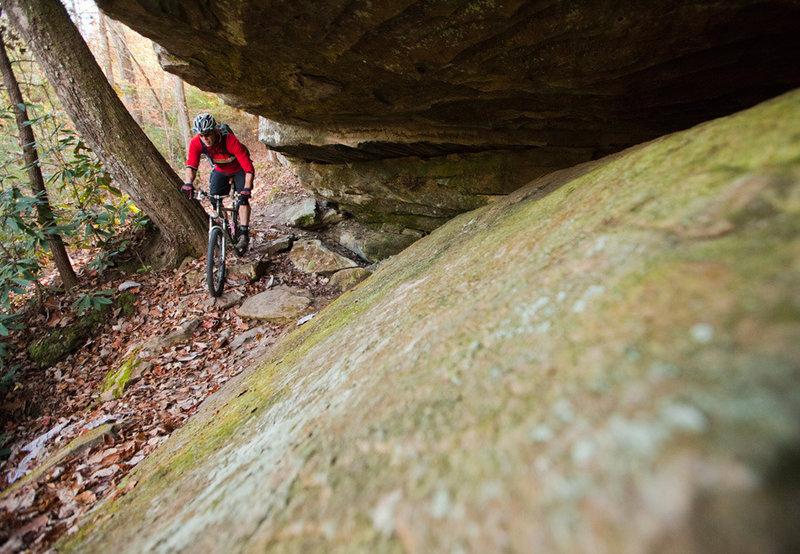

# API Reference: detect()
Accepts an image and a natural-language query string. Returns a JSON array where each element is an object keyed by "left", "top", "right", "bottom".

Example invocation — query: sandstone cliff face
[
  {"left": 97, "top": 0, "right": 800, "bottom": 250},
  {"left": 64, "top": 90, "right": 800, "bottom": 552}
]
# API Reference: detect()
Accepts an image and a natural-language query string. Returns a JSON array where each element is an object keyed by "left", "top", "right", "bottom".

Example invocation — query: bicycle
[{"left": 195, "top": 190, "right": 246, "bottom": 297}]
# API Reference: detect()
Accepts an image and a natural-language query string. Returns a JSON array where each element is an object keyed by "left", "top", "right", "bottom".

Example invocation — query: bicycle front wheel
[{"left": 207, "top": 226, "right": 226, "bottom": 297}]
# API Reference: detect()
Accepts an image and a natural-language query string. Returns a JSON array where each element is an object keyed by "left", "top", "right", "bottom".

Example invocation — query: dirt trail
[{"left": 0, "top": 154, "right": 338, "bottom": 553}]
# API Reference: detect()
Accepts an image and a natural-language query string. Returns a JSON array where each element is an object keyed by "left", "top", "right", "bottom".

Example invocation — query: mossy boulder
[
  {"left": 28, "top": 310, "right": 104, "bottom": 368},
  {"left": 0, "top": 424, "right": 117, "bottom": 499},
  {"left": 28, "top": 292, "right": 138, "bottom": 369},
  {"left": 284, "top": 197, "right": 319, "bottom": 228},
  {"left": 116, "top": 291, "right": 137, "bottom": 317},
  {"left": 288, "top": 239, "right": 359, "bottom": 275},
  {"left": 62, "top": 90, "right": 800, "bottom": 552},
  {"left": 100, "top": 349, "right": 152, "bottom": 402}
]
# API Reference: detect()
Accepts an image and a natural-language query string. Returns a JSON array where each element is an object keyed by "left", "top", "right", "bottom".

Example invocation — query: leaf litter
[{"left": 0, "top": 164, "right": 340, "bottom": 552}]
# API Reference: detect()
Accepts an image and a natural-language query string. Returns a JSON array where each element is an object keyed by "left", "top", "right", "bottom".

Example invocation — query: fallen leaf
[
  {"left": 18, "top": 513, "right": 49, "bottom": 536},
  {"left": 75, "top": 490, "right": 97, "bottom": 505},
  {"left": 90, "top": 465, "right": 120, "bottom": 480},
  {"left": 0, "top": 487, "right": 36, "bottom": 512},
  {"left": 126, "top": 455, "right": 145, "bottom": 466},
  {"left": 58, "top": 501, "right": 79, "bottom": 519}
]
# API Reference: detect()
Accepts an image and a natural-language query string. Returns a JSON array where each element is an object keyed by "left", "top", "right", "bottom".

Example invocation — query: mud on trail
[{"left": 0, "top": 155, "right": 341, "bottom": 553}]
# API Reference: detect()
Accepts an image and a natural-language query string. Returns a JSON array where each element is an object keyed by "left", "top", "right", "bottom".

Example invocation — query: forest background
[{"left": 0, "top": 0, "right": 258, "bottom": 386}]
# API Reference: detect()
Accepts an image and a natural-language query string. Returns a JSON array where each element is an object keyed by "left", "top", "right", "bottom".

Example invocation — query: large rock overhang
[{"left": 97, "top": 0, "right": 800, "bottom": 236}]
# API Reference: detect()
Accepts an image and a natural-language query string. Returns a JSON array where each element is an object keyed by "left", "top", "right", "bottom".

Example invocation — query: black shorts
[{"left": 209, "top": 169, "right": 246, "bottom": 196}]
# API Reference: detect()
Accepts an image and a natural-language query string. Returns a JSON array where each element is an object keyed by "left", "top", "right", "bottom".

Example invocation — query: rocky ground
[{"left": 0, "top": 153, "right": 364, "bottom": 553}]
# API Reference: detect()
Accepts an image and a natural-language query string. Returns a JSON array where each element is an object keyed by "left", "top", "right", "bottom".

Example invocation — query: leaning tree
[{"left": 4, "top": 0, "right": 208, "bottom": 266}]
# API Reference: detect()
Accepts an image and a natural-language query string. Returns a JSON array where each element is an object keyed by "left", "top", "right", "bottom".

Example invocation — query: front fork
[
  {"left": 207, "top": 198, "right": 239, "bottom": 245},
  {"left": 208, "top": 210, "right": 227, "bottom": 260}
]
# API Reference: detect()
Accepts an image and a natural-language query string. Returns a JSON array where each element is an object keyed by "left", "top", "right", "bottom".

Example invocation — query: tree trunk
[
  {"left": 97, "top": 12, "right": 114, "bottom": 88},
  {"left": 172, "top": 75, "right": 192, "bottom": 151},
  {"left": 108, "top": 20, "right": 143, "bottom": 126},
  {"left": 5, "top": 0, "right": 208, "bottom": 266},
  {"left": 0, "top": 27, "right": 79, "bottom": 290}
]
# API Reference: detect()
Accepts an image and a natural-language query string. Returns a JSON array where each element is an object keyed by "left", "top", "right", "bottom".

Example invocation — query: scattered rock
[
  {"left": 228, "top": 260, "right": 269, "bottom": 282},
  {"left": 100, "top": 353, "right": 153, "bottom": 402},
  {"left": 205, "top": 291, "right": 244, "bottom": 311},
  {"left": 329, "top": 267, "right": 372, "bottom": 291},
  {"left": 288, "top": 238, "right": 358, "bottom": 276},
  {"left": 141, "top": 317, "right": 202, "bottom": 355},
  {"left": 28, "top": 309, "right": 105, "bottom": 368},
  {"left": 117, "top": 281, "right": 142, "bottom": 292},
  {"left": 263, "top": 236, "right": 292, "bottom": 255},
  {"left": 236, "top": 285, "right": 313, "bottom": 323},
  {"left": 320, "top": 206, "right": 344, "bottom": 225},
  {"left": 284, "top": 197, "right": 319, "bottom": 228},
  {"left": 230, "top": 326, "right": 268, "bottom": 350}
]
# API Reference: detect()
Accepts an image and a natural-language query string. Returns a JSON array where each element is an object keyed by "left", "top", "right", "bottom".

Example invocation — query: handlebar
[{"left": 194, "top": 190, "right": 240, "bottom": 201}]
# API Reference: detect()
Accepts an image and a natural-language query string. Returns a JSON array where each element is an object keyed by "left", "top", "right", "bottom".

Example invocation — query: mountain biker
[{"left": 182, "top": 113, "right": 255, "bottom": 251}]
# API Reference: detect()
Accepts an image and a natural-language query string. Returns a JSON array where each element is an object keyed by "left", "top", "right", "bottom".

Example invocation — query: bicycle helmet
[{"left": 192, "top": 113, "right": 217, "bottom": 134}]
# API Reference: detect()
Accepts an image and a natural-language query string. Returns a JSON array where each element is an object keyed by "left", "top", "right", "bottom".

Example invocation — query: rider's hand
[
  {"left": 239, "top": 188, "right": 251, "bottom": 205},
  {"left": 182, "top": 183, "right": 195, "bottom": 198}
]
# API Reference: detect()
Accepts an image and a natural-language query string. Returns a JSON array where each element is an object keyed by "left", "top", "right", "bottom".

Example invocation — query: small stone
[
  {"left": 205, "top": 291, "right": 244, "bottom": 310},
  {"left": 142, "top": 318, "right": 202, "bottom": 352},
  {"left": 118, "top": 281, "right": 142, "bottom": 292},
  {"left": 229, "top": 260, "right": 269, "bottom": 282},
  {"left": 264, "top": 236, "right": 292, "bottom": 255},
  {"left": 230, "top": 326, "right": 266, "bottom": 350}
]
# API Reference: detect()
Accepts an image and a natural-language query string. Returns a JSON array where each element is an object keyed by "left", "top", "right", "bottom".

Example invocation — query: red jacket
[{"left": 186, "top": 131, "right": 254, "bottom": 175}]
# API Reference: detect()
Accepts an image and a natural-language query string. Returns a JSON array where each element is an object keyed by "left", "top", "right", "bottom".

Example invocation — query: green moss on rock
[
  {"left": 100, "top": 348, "right": 149, "bottom": 401},
  {"left": 28, "top": 310, "right": 104, "bottom": 368},
  {"left": 61, "top": 90, "right": 800, "bottom": 553},
  {"left": 116, "top": 291, "right": 137, "bottom": 316}
]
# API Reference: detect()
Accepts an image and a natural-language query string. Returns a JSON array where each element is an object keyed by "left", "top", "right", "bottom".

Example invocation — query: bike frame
[
  {"left": 196, "top": 190, "right": 240, "bottom": 246},
  {"left": 195, "top": 190, "right": 244, "bottom": 296}
]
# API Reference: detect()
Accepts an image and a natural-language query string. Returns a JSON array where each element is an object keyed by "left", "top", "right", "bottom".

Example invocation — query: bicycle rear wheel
[{"left": 207, "top": 226, "right": 226, "bottom": 297}]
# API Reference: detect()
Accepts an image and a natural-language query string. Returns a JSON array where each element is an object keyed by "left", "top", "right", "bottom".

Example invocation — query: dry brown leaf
[
  {"left": 0, "top": 162, "right": 328, "bottom": 553},
  {"left": 18, "top": 512, "right": 49, "bottom": 536},
  {"left": 75, "top": 490, "right": 97, "bottom": 505}
]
